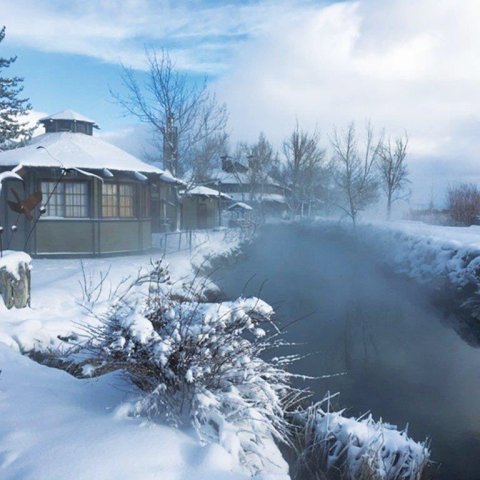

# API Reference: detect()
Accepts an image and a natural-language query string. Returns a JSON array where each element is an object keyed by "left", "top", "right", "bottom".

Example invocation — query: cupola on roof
[
  {"left": 39, "top": 109, "right": 99, "bottom": 135},
  {"left": 39, "top": 109, "right": 98, "bottom": 125}
]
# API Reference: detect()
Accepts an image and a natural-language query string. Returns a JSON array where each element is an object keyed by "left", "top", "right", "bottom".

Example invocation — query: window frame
[
  {"left": 40, "top": 180, "right": 90, "bottom": 219},
  {"left": 101, "top": 182, "right": 137, "bottom": 219}
]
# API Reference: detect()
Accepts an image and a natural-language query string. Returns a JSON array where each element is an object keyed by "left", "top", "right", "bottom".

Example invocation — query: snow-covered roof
[
  {"left": 0, "top": 132, "right": 183, "bottom": 184},
  {"left": 260, "top": 193, "right": 287, "bottom": 204},
  {"left": 226, "top": 192, "right": 287, "bottom": 204},
  {"left": 160, "top": 169, "right": 186, "bottom": 185},
  {"left": 228, "top": 202, "right": 253, "bottom": 211},
  {"left": 182, "top": 168, "right": 283, "bottom": 190},
  {"left": 208, "top": 168, "right": 283, "bottom": 188},
  {"left": 210, "top": 169, "right": 249, "bottom": 184},
  {"left": 39, "top": 110, "right": 97, "bottom": 125},
  {"left": 183, "top": 185, "right": 233, "bottom": 200}
]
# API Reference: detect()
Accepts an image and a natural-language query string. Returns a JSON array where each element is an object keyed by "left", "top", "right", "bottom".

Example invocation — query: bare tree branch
[
  {"left": 330, "top": 122, "right": 381, "bottom": 227},
  {"left": 111, "top": 49, "right": 228, "bottom": 176},
  {"left": 282, "top": 121, "right": 326, "bottom": 217},
  {"left": 377, "top": 134, "right": 410, "bottom": 219}
]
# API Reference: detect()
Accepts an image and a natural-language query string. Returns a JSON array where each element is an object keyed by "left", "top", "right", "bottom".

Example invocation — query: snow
[
  {"left": 260, "top": 193, "right": 288, "bottom": 204},
  {"left": 0, "top": 343, "right": 247, "bottom": 480},
  {"left": 0, "top": 131, "right": 178, "bottom": 180},
  {"left": 0, "top": 230, "right": 289, "bottom": 480},
  {"left": 356, "top": 220, "right": 480, "bottom": 289},
  {"left": 39, "top": 109, "right": 97, "bottom": 125},
  {"left": 296, "top": 405, "right": 430, "bottom": 479},
  {"left": 225, "top": 192, "right": 287, "bottom": 204},
  {"left": 0, "top": 219, "right": 450, "bottom": 479},
  {"left": 183, "top": 185, "right": 233, "bottom": 199},
  {"left": 0, "top": 169, "right": 23, "bottom": 194},
  {"left": 0, "top": 251, "right": 31, "bottom": 280},
  {"left": 161, "top": 169, "right": 187, "bottom": 185},
  {"left": 228, "top": 202, "right": 253, "bottom": 211},
  {"left": 208, "top": 168, "right": 282, "bottom": 188}
]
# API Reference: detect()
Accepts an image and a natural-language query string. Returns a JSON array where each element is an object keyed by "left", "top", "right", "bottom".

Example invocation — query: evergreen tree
[{"left": 0, "top": 26, "right": 34, "bottom": 151}]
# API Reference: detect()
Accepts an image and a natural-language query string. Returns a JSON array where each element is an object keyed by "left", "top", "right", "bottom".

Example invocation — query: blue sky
[
  {"left": 3, "top": 45, "right": 129, "bottom": 131},
  {"left": 1, "top": 0, "right": 284, "bottom": 130},
  {"left": 2, "top": 0, "right": 480, "bottom": 205}
]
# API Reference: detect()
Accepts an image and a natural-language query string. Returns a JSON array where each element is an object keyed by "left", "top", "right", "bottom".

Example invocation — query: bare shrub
[
  {"left": 78, "top": 260, "right": 306, "bottom": 475},
  {"left": 446, "top": 183, "right": 480, "bottom": 226}
]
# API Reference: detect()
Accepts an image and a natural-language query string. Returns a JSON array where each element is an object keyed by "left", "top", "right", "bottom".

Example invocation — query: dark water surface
[{"left": 214, "top": 223, "right": 480, "bottom": 480}]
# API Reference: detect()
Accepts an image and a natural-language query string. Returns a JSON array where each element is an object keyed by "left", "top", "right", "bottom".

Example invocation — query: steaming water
[{"left": 214, "top": 223, "right": 480, "bottom": 480}]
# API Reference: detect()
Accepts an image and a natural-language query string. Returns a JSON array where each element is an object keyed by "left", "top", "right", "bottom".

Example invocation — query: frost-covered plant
[
  {"left": 81, "top": 259, "right": 303, "bottom": 474},
  {"left": 291, "top": 400, "right": 430, "bottom": 480}
]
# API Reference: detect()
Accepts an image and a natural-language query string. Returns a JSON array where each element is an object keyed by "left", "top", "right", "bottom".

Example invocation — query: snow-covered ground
[
  {"left": 358, "top": 220, "right": 480, "bottom": 290},
  {"left": 0, "top": 223, "right": 441, "bottom": 480},
  {"left": 0, "top": 229, "right": 236, "bottom": 352},
  {"left": 0, "top": 343, "right": 247, "bottom": 480},
  {"left": 0, "top": 229, "right": 289, "bottom": 480}
]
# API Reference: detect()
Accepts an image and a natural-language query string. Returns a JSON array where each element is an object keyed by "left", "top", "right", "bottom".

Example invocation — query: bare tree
[
  {"left": 447, "top": 183, "right": 480, "bottom": 225},
  {"left": 283, "top": 122, "right": 326, "bottom": 217},
  {"left": 330, "top": 123, "right": 381, "bottom": 227},
  {"left": 111, "top": 49, "right": 228, "bottom": 176},
  {"left": 377, "top": 135, "right": 410, "bottom": 219},
  {"left": 246, "top": 133, "right": 277, "bottom": 204},
  {"left": 190, "top": 132, "right": 229, "bottom": 184}
]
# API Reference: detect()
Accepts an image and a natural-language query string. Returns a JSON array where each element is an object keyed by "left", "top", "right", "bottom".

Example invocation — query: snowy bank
[
  {"left": 292, "top": 401, "right": 430, "bottom": 480},
  {"left": 313, "top": 218, "right": 480, "bottom": 300},
  {"left": 358, "top": 221, "right": 480, "bottom": 291},
  {"left": 0, "top": 343, "right": 251, "bottom": 480}
]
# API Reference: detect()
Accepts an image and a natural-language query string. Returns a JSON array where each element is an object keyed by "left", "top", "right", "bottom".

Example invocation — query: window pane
[
  {"left": 102, "top": 183, "right": 118, "bottom": 217},
  {"left": 65, "top": 183, "right": 88, "bottom": 218},
  {"left": 144, "top": 187, "right": 151, "bottom": 217},
  {"left": 41, "top": 181, "right": 65, "bottom": 217},
  {"left": 119, "top": 184, "right": 134, "bottom": 217}
]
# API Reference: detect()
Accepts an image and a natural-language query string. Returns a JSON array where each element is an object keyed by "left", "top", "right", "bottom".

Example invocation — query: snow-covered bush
[
  {"left": 81, "top": 260, "right": 301, "bottom": 475},
  {"left": 291, "top": 401, "right": 430, "bottom": 480}
]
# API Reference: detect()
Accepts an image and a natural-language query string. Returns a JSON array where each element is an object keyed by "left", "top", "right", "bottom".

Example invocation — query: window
[
  {"left": 65, "top": 183, "right": 88, "bottom": 217},
  {"left": 102, "top": 183, "right": 118, "bottom": 217},
  {"left": 143, "top": 186, "right": 151, "bottom": 217},
  {"left": 119, "top": 184, "right": 134, "bottom": 217},
  {"left": 102, "top": 183, "right": 136, "bottom": 218},
  {"left": 41, "top": 181, "right": 88, "bottom": 218}
]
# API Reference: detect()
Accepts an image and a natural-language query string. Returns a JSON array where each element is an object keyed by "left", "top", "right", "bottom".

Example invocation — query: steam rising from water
[{"left": 215, "top": 223, "right": 480, "bottom": 480}]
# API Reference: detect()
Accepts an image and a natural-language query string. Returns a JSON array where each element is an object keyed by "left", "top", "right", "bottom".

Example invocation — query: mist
[{"left": 214, "top": 222, "right": 480, "bottom": 480}]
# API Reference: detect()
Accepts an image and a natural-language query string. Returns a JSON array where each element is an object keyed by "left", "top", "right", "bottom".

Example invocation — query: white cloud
[
  {"left": 6, "top": 0, "right": 480, "bottom": 205},
  {"left": 1, "top": 0, "right": 307, "bottom": 72},
  {"left": 210, "top": 0, "right": 480, "bottom": 204}
]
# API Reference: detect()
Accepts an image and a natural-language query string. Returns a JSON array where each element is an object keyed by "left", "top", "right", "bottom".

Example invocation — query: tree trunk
[
  {"left": 0, "top": 262, "right": 31, "bottom": 309},
  {"left": 387, "top": 192, "right": 392, "bottom": 220}
]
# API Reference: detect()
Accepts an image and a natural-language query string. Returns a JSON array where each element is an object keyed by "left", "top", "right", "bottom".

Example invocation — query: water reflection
[{"left": 214, "top": 224, "right": 480, "bottom": 480}]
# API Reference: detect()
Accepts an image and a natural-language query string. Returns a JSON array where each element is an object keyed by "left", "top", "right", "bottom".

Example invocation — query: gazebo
[{"left": 0, "top": 110, "right": 183, "bottom": 256}]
